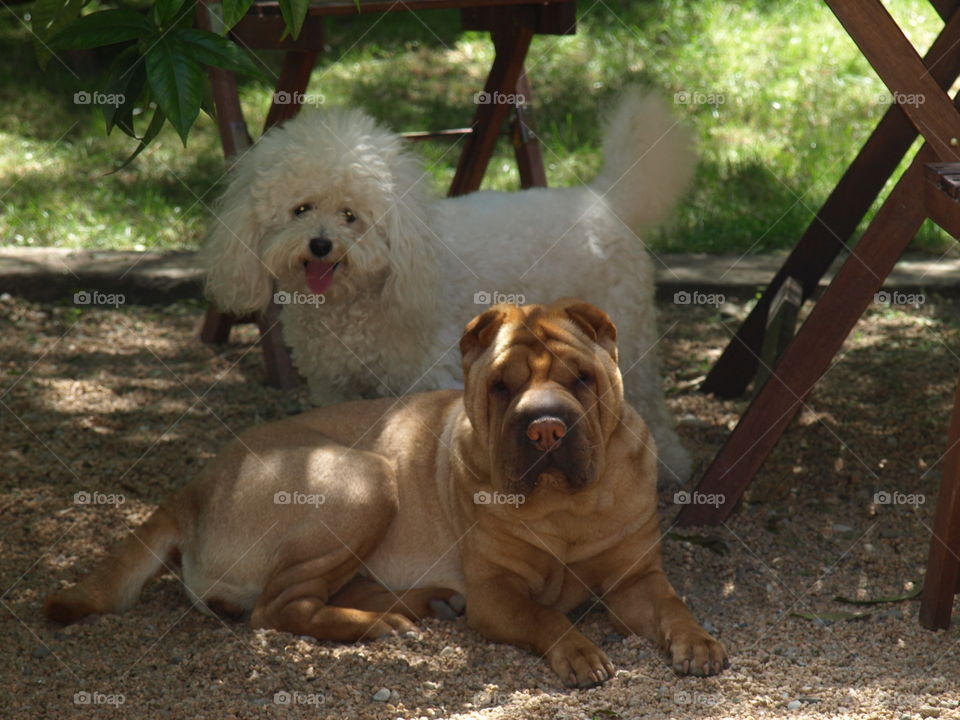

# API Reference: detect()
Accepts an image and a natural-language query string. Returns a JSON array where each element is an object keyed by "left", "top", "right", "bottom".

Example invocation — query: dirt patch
[{"left": 2, "top": 293, "right": 959, "bottom": 719}]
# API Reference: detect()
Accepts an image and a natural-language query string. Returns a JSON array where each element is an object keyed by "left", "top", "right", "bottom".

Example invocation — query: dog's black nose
[{"left": 309, "top": 237, "right": 332, "bottom": 258}]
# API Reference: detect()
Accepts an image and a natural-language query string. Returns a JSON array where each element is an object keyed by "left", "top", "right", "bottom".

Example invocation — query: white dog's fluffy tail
[{"left": 591, "top": 88, "right": 695, "bottom": 230}]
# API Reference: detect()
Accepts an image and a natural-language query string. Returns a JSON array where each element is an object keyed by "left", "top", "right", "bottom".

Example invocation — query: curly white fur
[{"left": 202, "top": 88, "right": 696, "bottom": 483}]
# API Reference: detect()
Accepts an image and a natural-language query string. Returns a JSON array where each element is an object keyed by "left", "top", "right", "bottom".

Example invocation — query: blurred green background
[{"left": 1, "top": 0, "right": 953, "bottom": 254}]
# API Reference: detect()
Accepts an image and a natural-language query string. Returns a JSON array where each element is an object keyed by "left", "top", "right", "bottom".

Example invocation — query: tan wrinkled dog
[{"left": 45, "top": 299, "right": 726, "bottom": 687}]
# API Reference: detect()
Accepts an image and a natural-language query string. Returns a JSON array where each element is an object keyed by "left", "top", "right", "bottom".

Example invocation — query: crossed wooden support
[{"left": 678, "top": 0, "right": 960, "bottom": 629}]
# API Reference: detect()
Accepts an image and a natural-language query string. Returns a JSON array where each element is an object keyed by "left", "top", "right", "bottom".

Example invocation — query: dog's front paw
[
  {"left": 546, "top": 635, "right": 616, "bottom": 688},
  {"left": 668, "top": 627, "right": 728, "bottom": 676}
]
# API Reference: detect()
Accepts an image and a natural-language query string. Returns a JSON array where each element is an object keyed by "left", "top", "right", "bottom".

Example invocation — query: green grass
[{"left": 0, "top": 0, "right": 955, "bottom": 254}]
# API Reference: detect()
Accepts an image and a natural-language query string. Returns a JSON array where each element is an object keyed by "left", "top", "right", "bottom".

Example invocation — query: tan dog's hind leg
[
  {"left": 250, "top": 557, "right": 416, "bottom": 641},
  {"left": 44, "top": 505, "right": 181, "bottom": 624},
  {"left": 329, "top": 577, "right": 463, "bottom": 621},
  {"left": 467, "top": 576, "right": 614, "bottom": 688},
  {"left": 604, "top": 570, "right": 728, "bottom": 676}
]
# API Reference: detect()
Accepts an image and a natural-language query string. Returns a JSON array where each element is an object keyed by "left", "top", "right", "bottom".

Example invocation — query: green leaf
[
  {"left": 50, "top": 9, "right": 156, "bottom": 49},
  {"left": 833, "top": 585, "right": 922, "bottom": 605},
  {"left": 175, "top": 28, "right": 266, "bottom": 80},
  {"left": 101, "top": 46, "right": 147, "bottom": 136},
  {"left": 113, "top": 106, "right": 166, "bottom": 171},
  {"left": 221, "top": 0, "right": 255, "bottom": 29},
  {"left": 152, "top": 0, "right": 188, "bottom": 27},
  {"left": 144, "top": 35, "right": 204, "bottom": 144},
  {"left": 32, "top": 0, "right": 86, "bottom": 68},
  {"left": 277, "top": 0, "right": 309, "bottom": 39}
]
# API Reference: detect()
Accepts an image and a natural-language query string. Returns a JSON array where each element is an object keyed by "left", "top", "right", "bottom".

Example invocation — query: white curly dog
[{"left": 202, "top": 89, "right": 695, "bottom": 482}]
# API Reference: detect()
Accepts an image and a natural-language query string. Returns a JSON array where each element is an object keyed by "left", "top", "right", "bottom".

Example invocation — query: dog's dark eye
[
  {"left": 341, "top": 208, "right": 356, "bottom": 224},
  {"left": 293, "top": 203, "right": 313, "bottom": 216},
  {"left": 577, "top": 371, "right": 594, "bottom": 386},
  {"left": 491, "top": 379, "right": 509, "bottom": 394}
]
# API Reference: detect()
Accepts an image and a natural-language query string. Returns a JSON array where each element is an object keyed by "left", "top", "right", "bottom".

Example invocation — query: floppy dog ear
[
  {"left": 376, "top": 151, "right": 439, "bottom": 334},
  {"left": 560, "top": 299, "right": 618, "bottom": 360},
  {"left": 200, "top": 163, "right": 274, "bottom": 316},
  {"left": 460, "top": 307, "right": 508, "bottom": 372}
]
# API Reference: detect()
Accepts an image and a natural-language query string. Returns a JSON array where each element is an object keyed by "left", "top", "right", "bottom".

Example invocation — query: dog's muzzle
[
  {"left": 500, "top": 395, "right": 595, "bottom": 495},
  {"left": 304, "top": 235, "right": 339, "bottom": 295}
]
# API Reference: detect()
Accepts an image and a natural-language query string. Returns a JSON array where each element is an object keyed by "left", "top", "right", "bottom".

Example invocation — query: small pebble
[
  {"left": 787, "top": 700, "right": 802, "bottom": 710},
  {"left": 920, "top": 709, "right": 941, "bottom": 718},
  {"left": 439, "top": 646, "right": 456, "bottom": 657},
  {"left": 423, "top": 681, "right": 440, "bottom": 691},
  {"left": 32, "top": 647, "right": 51, "bottom": 658},
  {"left": 372, "top": 687, "right": 391, "bottom": 702}
]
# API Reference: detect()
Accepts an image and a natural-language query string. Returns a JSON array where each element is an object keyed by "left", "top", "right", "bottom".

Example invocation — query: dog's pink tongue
[{"left": 304, "top": 260, "right": 336, "bottom": 294}]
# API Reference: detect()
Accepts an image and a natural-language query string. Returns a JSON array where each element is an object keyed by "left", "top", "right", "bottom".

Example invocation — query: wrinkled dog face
[{"left": 460, "top": 300, "right": 624, "bottom": 500}]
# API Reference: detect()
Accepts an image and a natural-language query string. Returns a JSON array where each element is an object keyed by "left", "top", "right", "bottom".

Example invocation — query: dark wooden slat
[
  {"left": 926, "top": 162, "right": 960, "bottom": 199},
  {"left": 199, "top": 306, "right": 234, "bottom": 344},
  {"left": 449, "top": 9, "right": 534, "bottom": 195},
  {"left": 257, "top": 300, "right": 303, "bottom": 389},
  {"left": 512, "top": 70, "right": 547, "bottom": 188},
  {"left": 827, "top": 0, "right": 960, "bottom": 160},
  {"left": 930, "top": 0, "right": 959, "bottom": 22},
  {"left": 920, "top": 369, "right": 960, "bottom": 629},
  {"left": 678, "top": 152, "right": 930, "bottom": 526},
  {"left": 702, "top": 5, "right": 960, "bottom": 397},
  {"left": 197, "top": 0, "right": 252, "bottom": 157},
  {"left": 231, "top": 13, "right": 325, "bottom": 50},
  {"left": 263, "top": 50, "right": 320, "bottom": 130},
  {"left": 925, "top": 165, "right": 960, "bottom": 236},
  {"left": 250, "top": 0, "right": 576, "bottom": 21}
]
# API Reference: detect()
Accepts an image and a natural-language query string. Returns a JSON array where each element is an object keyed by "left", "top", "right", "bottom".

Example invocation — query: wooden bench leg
[
  {"left": 450, "top": 11, "right": 534, "bottom": 196},
  {"left": 677, "top": 153, "right": 929, "bottom": 526},
  {"left": 256, "top": 298, "right": 301, "bottom": 390},
  {"left": 701, "top": 5, "right": 960, "bottom": 398},
  {"left": 511, "top": 70, "right": 547, "bottom": 189},
  {"left": 264, "top": 49, "right": 320, "bottom": 131},
  {"left": 199, "top": 305, "right": 236, "bottom": 345},
  {"left": 920, "top": 370, "right": 960, "bottom": 629}
]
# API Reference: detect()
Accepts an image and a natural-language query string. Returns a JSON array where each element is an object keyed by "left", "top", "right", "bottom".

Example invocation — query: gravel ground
[{"left": 3, "top": 291, "right": 960, "bottom": 720}]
